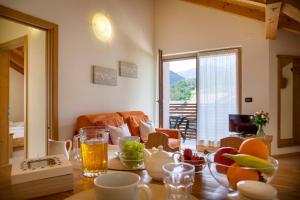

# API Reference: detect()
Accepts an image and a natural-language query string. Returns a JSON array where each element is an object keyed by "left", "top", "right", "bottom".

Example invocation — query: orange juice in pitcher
[{"left": 74, "top": 127, "right": 109, "bottom": 177}]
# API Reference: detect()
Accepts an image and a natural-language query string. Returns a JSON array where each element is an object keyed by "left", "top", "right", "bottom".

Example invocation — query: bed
[{"left": 9, "top": 121, "right": 25, "bottom": 149}]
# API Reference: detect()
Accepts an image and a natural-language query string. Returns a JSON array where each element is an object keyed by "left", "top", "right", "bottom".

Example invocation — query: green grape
[{"left": 122, "top": 141, "right": 144, "bottom": 168}]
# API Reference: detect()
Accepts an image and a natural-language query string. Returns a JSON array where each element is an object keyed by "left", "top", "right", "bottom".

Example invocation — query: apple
[
  {"left": 183, "top": 148, "right": 193, "bottom": 160},
  {"left": 214, "top": 147, "right": 239, "bottom": 174}
]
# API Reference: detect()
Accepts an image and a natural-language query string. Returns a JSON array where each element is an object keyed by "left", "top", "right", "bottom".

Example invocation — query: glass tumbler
[
  {"left": 163, "top": 162, "right": 195, "bottom": 200},
  {"left": 74, "top": 126, "right": 109, "bottom": 177}
]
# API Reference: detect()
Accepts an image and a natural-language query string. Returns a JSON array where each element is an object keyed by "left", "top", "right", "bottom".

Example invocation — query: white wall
[
  {"left": 269, "top": 29, "right": 300, "bottom": 155},
  {"left": 0, "top": 18, "right": 47, "bottom": 158},
  {"left": 154, "top": 0, "right": 300, "bottom": 155},
  {"left": 155, "top": 0, "right": 269, "bottom": 115},
  {"left": 0, "top": 0, "right": 156, "bottom": 140},
  {"left": 9, "top": 68, "right": 24, "bottom": 122}
]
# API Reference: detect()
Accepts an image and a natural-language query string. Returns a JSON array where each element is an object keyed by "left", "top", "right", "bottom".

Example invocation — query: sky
[{"left": 169, "top": 58, "right": 196, "bottom": 73}]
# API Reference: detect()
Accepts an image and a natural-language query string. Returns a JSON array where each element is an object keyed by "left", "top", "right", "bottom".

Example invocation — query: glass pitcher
[{"left": 73, "top": 126, "right": 109, "bottom": 177}]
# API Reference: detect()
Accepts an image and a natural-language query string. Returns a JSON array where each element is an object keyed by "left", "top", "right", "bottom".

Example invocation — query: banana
[{"left": 222, "top": 153, "right": 275, "bottom": 175}]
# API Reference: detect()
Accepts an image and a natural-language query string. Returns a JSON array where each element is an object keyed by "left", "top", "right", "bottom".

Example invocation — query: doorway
[
  {"left": 162, "top": 57, "right": 197, "bottom": 150},
  {"left": 0, "top": 36, "right": 27, "bottom": 163},
  {"left": 159, "top": 48, "right": 241, "bottom": 150},
  {"left": 0, "top": 5, "right": 58, "bottom": 165}
]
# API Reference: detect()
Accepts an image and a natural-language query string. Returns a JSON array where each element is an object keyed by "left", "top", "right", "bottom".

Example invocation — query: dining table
[
  {"left": 56, "top": 160, "right": 229, "bottom": 200},
  {"left": 39, "top": 146, "right": 230, "bottom": 200},
  {"left": 1, "top": 147, "right": 298, "bottom": 200}
]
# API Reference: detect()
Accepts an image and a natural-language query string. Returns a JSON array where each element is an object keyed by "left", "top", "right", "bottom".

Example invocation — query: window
[{"left": 197, "top": 49, "right": 240, "bottom": 146}]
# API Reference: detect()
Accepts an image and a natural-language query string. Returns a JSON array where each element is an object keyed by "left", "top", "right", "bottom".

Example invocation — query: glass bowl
[
  {"left": 119, "top": 152, "right": 144, "bottom": 169},
  {"left": 206, "top": 152, "right": 279, "bottom": 191}
]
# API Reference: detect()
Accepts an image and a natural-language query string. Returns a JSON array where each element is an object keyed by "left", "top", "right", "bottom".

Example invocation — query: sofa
[{"left": 75, "top": 111, "right": 181, "bottom": 149}]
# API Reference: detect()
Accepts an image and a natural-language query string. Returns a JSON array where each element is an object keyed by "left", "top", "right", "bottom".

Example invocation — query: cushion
[
  {"left": 117, "top": 111, "right": 148, "bottom": 121},
  {"left": 126, "top": 116, "right": 149, "bottom": 137},
  {"left": 168, "top": 138, "right": 181, "bottom": 149},
  {"left": 139, "top": 120, "right": 155, "bottom": 142},
  {"left": 107, "top": 124, "right": 131, "bottom": 145},
  {"left": 76, "top": 112, "right": 124, "bottom": 133},
  {"left": 95, "top": 117, "right": 125, "bottom": 127}
]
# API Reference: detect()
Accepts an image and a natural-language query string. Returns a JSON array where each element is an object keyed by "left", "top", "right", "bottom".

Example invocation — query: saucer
[{"left": 65, "top": 183, "right": 198, "bottom": 200}]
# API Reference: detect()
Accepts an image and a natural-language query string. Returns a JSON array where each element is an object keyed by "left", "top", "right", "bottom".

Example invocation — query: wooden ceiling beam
[
  {"left": 10, "top": 62, "right": 24, "bottom": 74},
  {"left": 265, "top": 1, "right": 282, "bottom": 39},
  {"left": 279, "top": 13, "right": 300, "bottom": 33},
  {"left": 284, "top": 0, "right": 300, "bottom": 9},
  {"left": 11, "top": 48, "right": 23, "bottom": 58},
  {"left": 9, "top": 51, "right": 24, "bottom": 70},
  {"left": 247, "top": 0, "right": 266, "bottom": 3},
  {"left": 224, "top": 0, "right": 265, "bottom": 11},
  {"left": 247, "top": 0, "right": 281, "bottom": 4},
  {"left": 182, "top": 0, "right": 265, "bottom": 21},
  {"left": 282, "top": 3, "right": 300, "bottom": 23},
  {"left": 182, "top": 0, "right": 300, "bottom": 35}
]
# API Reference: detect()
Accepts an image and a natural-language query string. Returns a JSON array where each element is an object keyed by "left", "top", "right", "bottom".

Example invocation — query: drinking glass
[
  {"left": 163, "top": 162, "right": 195, "bottom": 200},
  {"left": 74, "top": 126, "right": 109, "bottom": 177}
]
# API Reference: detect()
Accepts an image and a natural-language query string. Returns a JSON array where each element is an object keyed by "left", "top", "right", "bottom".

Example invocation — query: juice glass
[{"left": 74, "top": 126, "right": 109, "bottom": 177}]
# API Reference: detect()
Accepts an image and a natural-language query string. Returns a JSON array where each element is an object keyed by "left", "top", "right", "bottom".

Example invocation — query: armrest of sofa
[{"left": 155, "top": 128, "right": 181, "bottom": 139}]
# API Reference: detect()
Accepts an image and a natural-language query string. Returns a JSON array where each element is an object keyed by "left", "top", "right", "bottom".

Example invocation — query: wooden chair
[
  {"left": 220, "top": 136, "right": 244, "bottom": 149},
  {"left": 145, "top": 132, "right": 179, "bottom": 152}
]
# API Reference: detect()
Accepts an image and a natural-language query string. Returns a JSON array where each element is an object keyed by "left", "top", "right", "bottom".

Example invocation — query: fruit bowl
[
  {"left": 119, "top": 152, "right": 144, "bottom": 169},
  {"left": 179, "top": 159, "right": 206, "bottom": 173},
  {"left": 206, "top": 152, "right": 279, "bottom": 191},
  {"left": 178, "top": 149, "right": 206, "bottom": 173},
  {"left": 178, "top": 154, "right": 206, "bottom": 173}
]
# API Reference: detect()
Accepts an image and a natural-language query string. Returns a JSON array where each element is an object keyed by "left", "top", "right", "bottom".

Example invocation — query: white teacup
[{"left": 94, "top": 172, "right": 152, "bottom": 200}]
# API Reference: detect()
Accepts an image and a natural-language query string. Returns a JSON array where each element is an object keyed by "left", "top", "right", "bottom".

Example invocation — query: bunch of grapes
[{"left": 122, "top": 141, "right": 144, "bottom": 168}]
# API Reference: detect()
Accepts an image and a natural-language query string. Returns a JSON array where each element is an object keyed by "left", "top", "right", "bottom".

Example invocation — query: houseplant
[{"left": 251, "top": 111, "right": 270, "bottom": 137}]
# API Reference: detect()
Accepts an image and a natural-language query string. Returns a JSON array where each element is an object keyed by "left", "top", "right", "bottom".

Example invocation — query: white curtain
[{"left": 197, "top": 49, "right": 238, "bottom": 147}]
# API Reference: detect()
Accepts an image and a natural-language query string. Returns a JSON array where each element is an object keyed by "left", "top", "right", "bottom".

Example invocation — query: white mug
[{"left": 94, "top": 172, "right": 152, "bottom": 200}]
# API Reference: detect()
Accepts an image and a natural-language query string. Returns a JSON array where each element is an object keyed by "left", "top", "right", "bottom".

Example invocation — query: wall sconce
[{"left": 92, "top": 13, "right": 113, "bottom": 42}]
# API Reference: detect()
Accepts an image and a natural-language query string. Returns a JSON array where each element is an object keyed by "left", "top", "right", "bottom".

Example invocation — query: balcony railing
[{"left": 169, "top": 103, "right": 197, "bottom": 140}]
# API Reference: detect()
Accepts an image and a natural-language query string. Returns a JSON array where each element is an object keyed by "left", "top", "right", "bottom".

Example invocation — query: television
[{"left": 229, "top": 114, "right": 258, "bottom": 135}]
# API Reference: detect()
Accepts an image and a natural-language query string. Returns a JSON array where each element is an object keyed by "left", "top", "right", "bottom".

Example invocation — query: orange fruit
[
  {"left": 239, "top": 138, "right": 269, "bottom": 160},
  {"left": 227, "top": 163, "right": 259, "bottom": 190}
]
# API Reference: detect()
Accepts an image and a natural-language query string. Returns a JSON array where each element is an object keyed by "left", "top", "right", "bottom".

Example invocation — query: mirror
[
  {"left": 0, "top": 5, "right": 58, "bottom": 166},
  {"left": 0, "top": 17, "right": 47, "bottom": 160},
  {"left": 278, "top": 55, "right": 300, "bottom": 147}
]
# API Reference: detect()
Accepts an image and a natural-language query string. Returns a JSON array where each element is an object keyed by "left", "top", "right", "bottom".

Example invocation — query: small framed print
[
  {"left": 119, "top": 61, "right": 138, "bottom": 78},
  {"left": 93, "top": 65, "right": 117, "bottom": 86}
]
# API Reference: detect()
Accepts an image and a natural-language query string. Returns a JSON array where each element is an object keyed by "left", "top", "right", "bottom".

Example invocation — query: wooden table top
[
  {"left": 1, "top": 154, "right": 300, "bottom": 200},
  {"left": 38, "top": 155, "right": 300, "bottom": 200},
  {"left": 55, "top": 162, "right": 229, "bottom": 200}
]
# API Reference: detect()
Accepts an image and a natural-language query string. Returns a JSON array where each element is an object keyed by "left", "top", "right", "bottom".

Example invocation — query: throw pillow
[
  {"left": 126, "top": 115, "right": 149, "bottom": 137},
  {"left": 107, "top": 124, "right": 131, "bottom": 145},
  {"left": 139, "top": 120, "right": 155, "bottom": 142}
]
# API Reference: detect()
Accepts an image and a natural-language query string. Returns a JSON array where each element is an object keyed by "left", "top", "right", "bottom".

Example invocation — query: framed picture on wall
[
  {"left": 93, "top": 65, "right": 117, "bottom": 86},
  {"left": 119, "top": 61, "right": 138, "bottom": 78}
]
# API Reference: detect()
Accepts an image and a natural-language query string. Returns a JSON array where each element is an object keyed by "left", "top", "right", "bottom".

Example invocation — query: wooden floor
[
  {"left": 1, "top": 155, "right": 300, "bottom": 200},
  {"left": 272, "top": 155, "right": 300, "bottom": 200}
]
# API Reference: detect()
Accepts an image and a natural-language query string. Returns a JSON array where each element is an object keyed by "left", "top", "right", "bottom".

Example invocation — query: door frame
[{"left": 0, "top": 5, "right": 59, "bottom": 160}]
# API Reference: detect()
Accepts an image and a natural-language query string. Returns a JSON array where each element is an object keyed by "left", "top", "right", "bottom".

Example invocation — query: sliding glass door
[
  {"left": 159, "top": 48, "right": 240, "bottom": 150},
  {"left": 162, "top": 58, "right": 197, "bottom": 150},
  {"left": 197, "top": 49, "right": 240, "bottom": 147}
]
